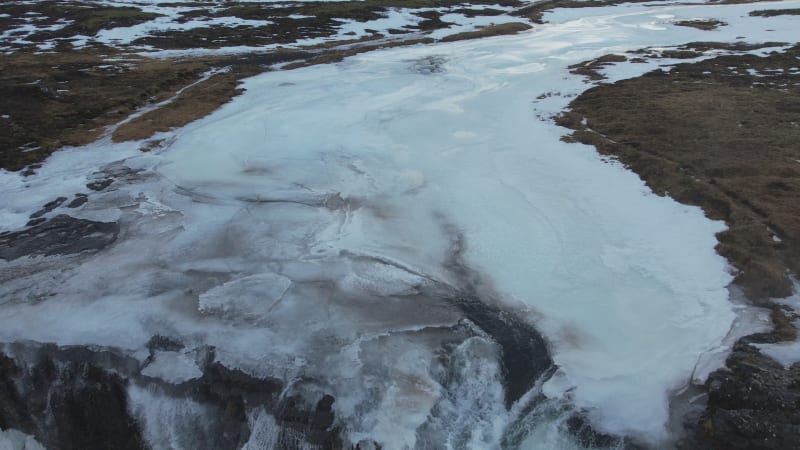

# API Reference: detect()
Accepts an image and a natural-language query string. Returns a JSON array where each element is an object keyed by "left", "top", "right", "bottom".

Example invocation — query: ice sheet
[{"left": 2, "top": 0, "right": 800, "bottom": 448}]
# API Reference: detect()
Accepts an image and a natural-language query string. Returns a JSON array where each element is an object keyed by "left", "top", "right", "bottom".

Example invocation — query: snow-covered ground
[
  {"left": 1, "top": 1, "right": 799, "bottom": 449},
  {"left": 0, "top": 0, "right": 523, "bottom": 54}
]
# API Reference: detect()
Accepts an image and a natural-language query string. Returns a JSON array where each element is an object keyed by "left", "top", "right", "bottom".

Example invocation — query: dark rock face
[
  {"left": 66, "top": 194, "right": 88, "bottom": 209},
  {"left": 275, "top": 393, "right": 342, "bottom": 447},
  {"left": 29, "top": 196, "right": 67, "bottom": 219},
  {"left": 86, "top": 179, "right": 114, "bottom": 191},
  {"left": 0, "top": 346, "right": 145, "bottom": 450},
  {"left": 0, "top": 342, "right": 337, "bottom": 450},
  {"left": 0, "top": 215, "right": 119, "bottom": 261},
  {"left": 454, "top": 294, "right": 552, "bottom": 408},
  {"left": 436, "top": 231, "right": 554, "bottom": 409},
  {"left": 0, "top": 354, "right": 33, "bottom": 433},
  {"left": 697, "top": 342, "right": 800, "bottom": 450},
  {"left": 0, "top": 244, "right": 555, "bottom": 449},
  {"left": 47, "top": 365, "right": 145, "bottom": 450},
  {"left": 566, "top": 415, "right": 623, "bottom": 448}
]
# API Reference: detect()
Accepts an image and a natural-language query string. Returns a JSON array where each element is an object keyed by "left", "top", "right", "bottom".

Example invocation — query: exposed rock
[
  {"left": 66, "top": 194, "right": 88, "bottom": 209},
  {"left": 275, "top": 393, "right": 341, "bottom": 446},
  {"left": 23, "top": 218, "right": 46, "bottom": 227},
  {"left": 439, "top": 235, "right": 554, "bottom": 408},
  {"left": 86, "top": 179, "right": 114, "bottom": 191},
  {"left": 0, "top": 342, "right": 286, "bottom": 450},
  {"left": 193, "top": 360, "right": 283, "bottom": 409},
  {"left": 47, "top": 364, "right": 145, "bottom": 450},
  {"left": 20, "top": 164, "right": 41, "bottom": 177},
  {"left": 0, "top": 215, "right": 119, "bottom": 261},
  {"left": 146, "top": 335, "right": 185, "bottom": 354},
  {"left": 697, "top": 343, "right": 800, "bottom": 450},
  {"left": 0, "top": 294, "right": 552, "bottom": 449},
  {"left": 0, "top": 353, "right": 33, "bottom": 433},
  {"left": 29, "top": 196, "right": 67, "bottom": 219},
  {"left": 672, "top": 19, "right": 727, "bottom": 30},
  {"left": 566, "top": 414, "right": 624, "bottom": 448},
  {"left": 454, "top": 294, "right": 552, "bottom": 408}
]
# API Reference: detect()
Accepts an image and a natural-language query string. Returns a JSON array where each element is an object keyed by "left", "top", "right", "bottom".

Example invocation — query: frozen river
[{"left": 1, "top": 1, "right": 799, "bottom": 449}]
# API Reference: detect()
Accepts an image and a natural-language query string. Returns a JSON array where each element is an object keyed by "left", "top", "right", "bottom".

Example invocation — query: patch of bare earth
[
  {"left": 0, "top": 50, "right": 210, "bottom": 171},
  {"left": 111, "top": 65, "right": 262, "bottom": 143},
  {"left": 673, "top": 19, "right": 727, "bottom": 30},
  {"left": 568, "top": 54, "right": 627, "bottom": 81},
  {"left": 558, "top": 44, "right": 800, "bottom": 450},
  {"left": 1, "top": 0, "right": 543, "bottom": 172}
]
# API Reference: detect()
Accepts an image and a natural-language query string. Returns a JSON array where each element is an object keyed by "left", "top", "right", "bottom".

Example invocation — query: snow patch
[{"left": 141, "top": 350, "right": 203, "bottom": 384}]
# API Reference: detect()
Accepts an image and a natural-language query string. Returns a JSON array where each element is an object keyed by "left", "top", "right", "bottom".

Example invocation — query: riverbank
[
  {"left": 1, "top": 1, "right": 799, "bottom": 449},
  {"left": 558, "top": 41, "right": 800, "bottom": 450},
  {"left": 0, "top": 0, "right": 536, "bottom": 173}
]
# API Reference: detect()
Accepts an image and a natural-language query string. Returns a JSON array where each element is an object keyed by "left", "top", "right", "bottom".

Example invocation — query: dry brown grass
[
  {"left": 112, "top": 66, "right": 260, "bottom": 142},
  {"left": 559, "top": 45, "right": 800, "bottom": 300},
  {"left": 567, "top": 54, "right": 627, "bottom": 81},
  {"left": 0, "top": 50, "right": 209, "bottom": 171},
  {"left": 439, "top": 22, "right": 531, "bottom": 42}
]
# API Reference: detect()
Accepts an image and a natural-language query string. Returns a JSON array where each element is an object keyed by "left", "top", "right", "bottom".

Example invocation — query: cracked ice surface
[{"left": 3, "top": 0, "right": 800, "bottom": 448}]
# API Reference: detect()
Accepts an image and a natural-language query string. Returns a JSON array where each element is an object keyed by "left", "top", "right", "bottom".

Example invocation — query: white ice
[
  {"left": 0, "top": 430, "right": 45, "bottom": 450},
  {"left": 2, "top": 1, "right": 800, "bottom": 449},
  {"left": 756, "top": 280, "right": 800, "bottom": 369},
  {"left": 141, "top": 350, "right": 204, "bottom": 384}
]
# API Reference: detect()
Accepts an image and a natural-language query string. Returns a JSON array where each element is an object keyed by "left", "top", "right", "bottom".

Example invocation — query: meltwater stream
[{"left": 2, "top": 1, "right": 799, "bottom": 449}]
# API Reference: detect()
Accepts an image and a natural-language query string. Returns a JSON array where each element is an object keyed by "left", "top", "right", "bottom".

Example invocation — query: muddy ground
[{"left": 558, "top": 44, "right": 800, "bottom": 450}]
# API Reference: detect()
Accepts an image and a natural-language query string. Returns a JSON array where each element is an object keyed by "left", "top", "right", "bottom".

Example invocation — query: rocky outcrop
[
  {"left": 698, "top": 339, "right": 800, "bottom": 450},
  {"left": 0, "top": 302, "right": 556, "bottom": 450},
  {"left": 453, "top": 294, "right": 553, "bottom": 408},
  {"left": 0, "top": 215, "right": 119, "bottom": 261},
  {"left": 0, "top": 343, "right": 286, "bottom": 450},
  {"left": 0, "top": 345, "right": 145, "bottom": 450}
]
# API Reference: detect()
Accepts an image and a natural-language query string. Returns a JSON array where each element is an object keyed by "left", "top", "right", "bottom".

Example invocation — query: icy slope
[{"left": 2, "top": 1, "right": 799, "bottom": 449}]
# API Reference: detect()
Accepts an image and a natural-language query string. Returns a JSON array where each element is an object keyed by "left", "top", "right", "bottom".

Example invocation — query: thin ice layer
[{"left": 2, "top": 0, "right": 800, "bottom": 448}]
